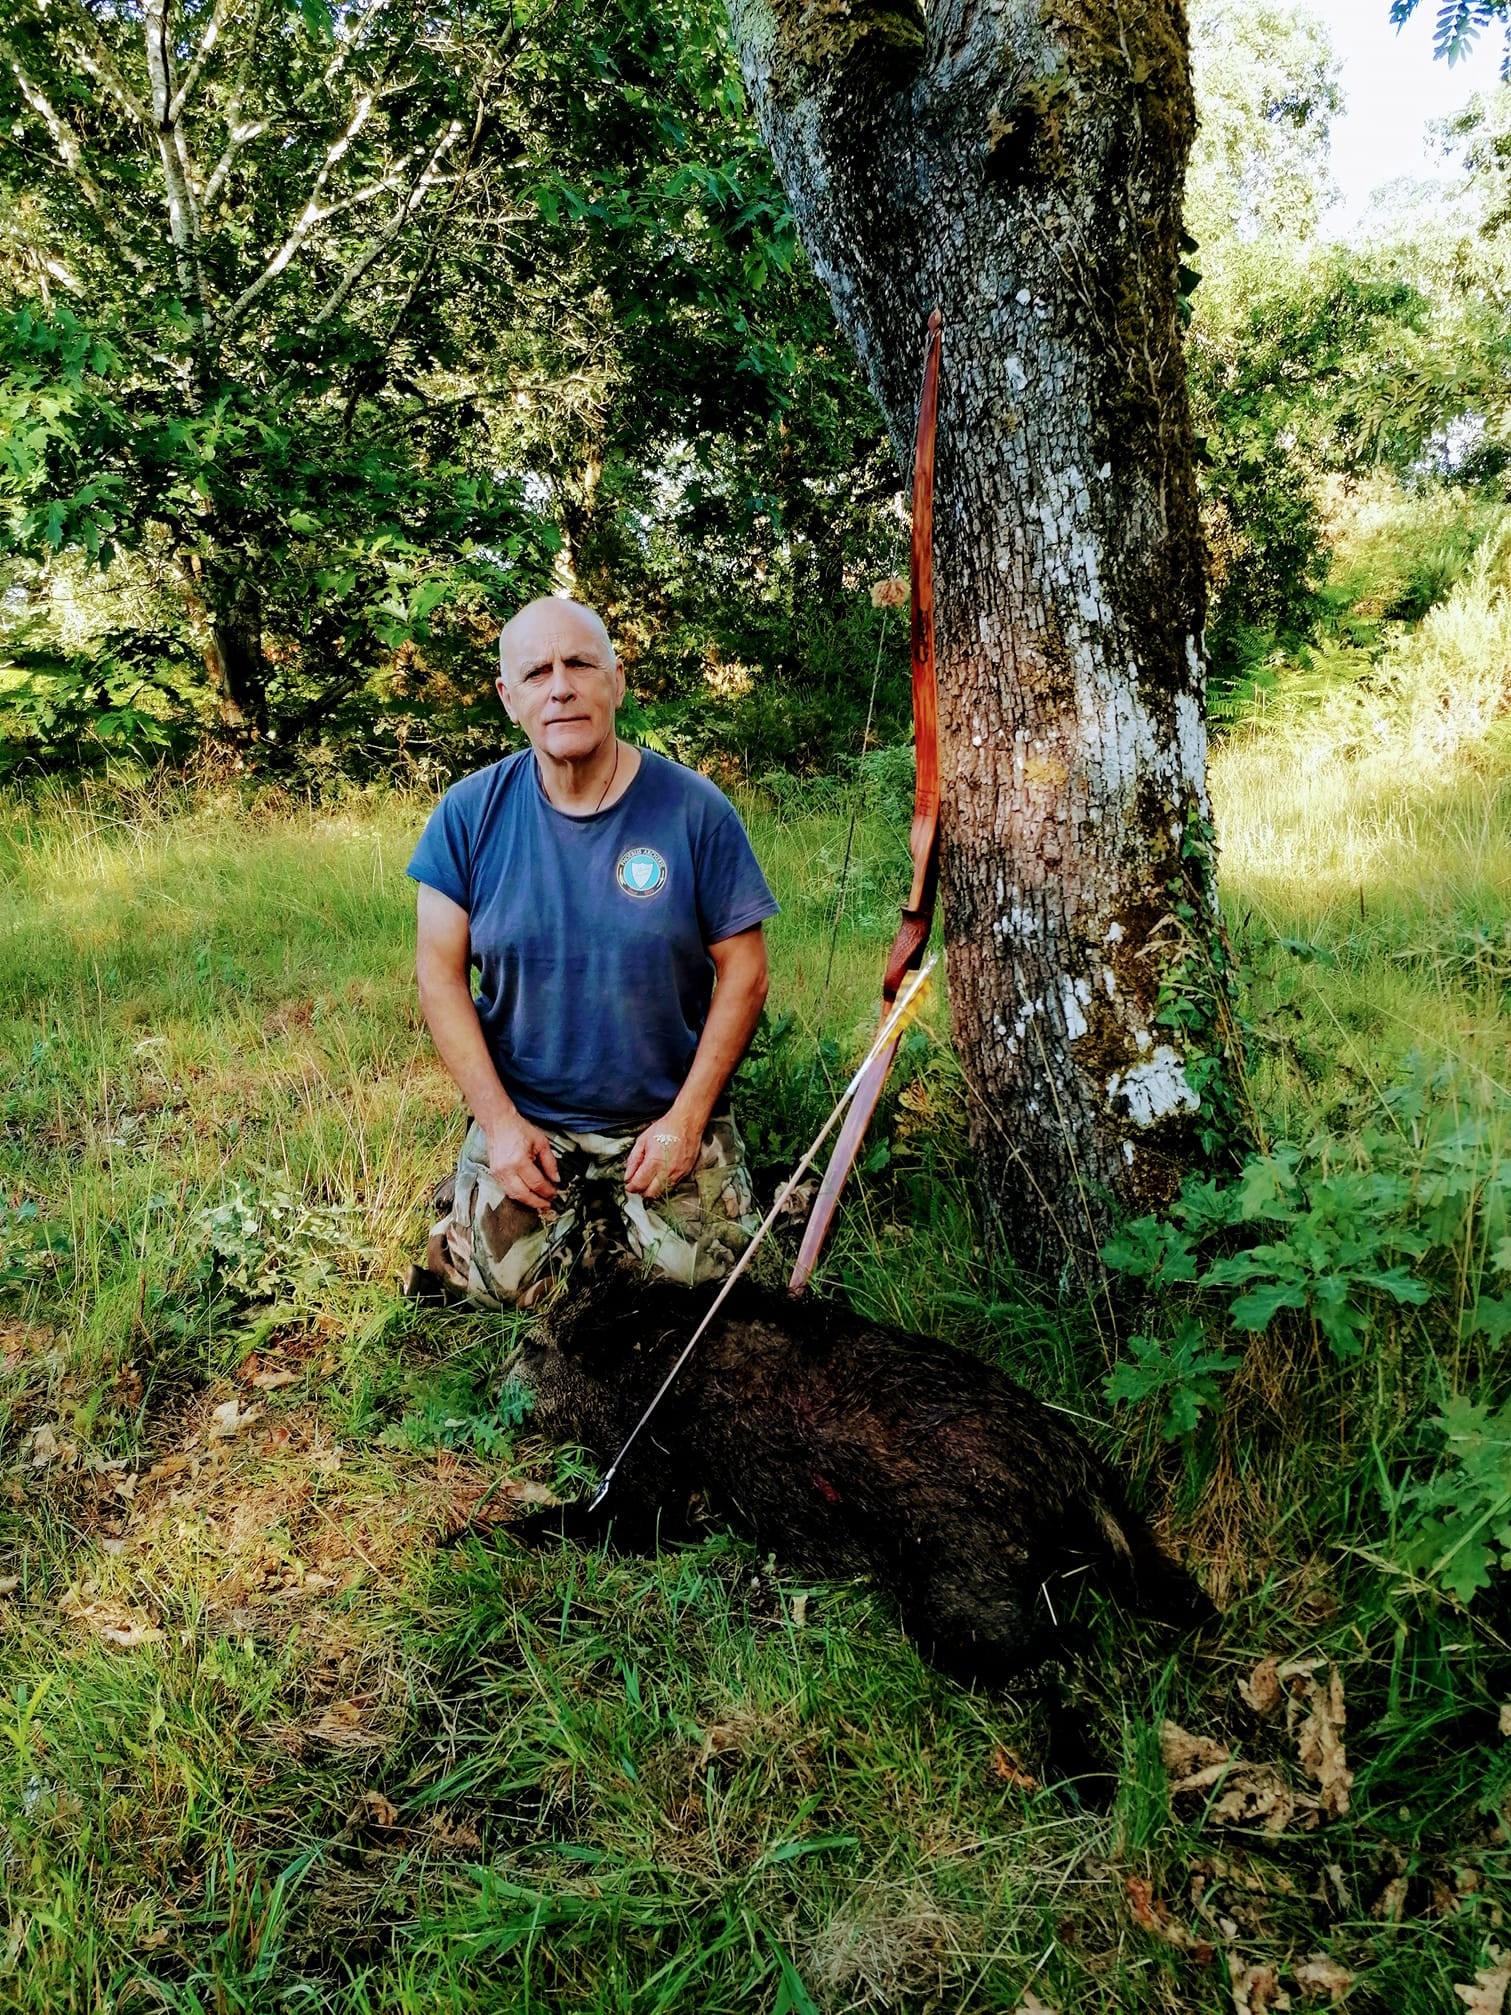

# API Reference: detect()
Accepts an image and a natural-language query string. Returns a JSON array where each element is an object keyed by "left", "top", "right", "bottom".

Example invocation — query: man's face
[{"left": 497, "top": 601, "right": 625, "bottom": 764}]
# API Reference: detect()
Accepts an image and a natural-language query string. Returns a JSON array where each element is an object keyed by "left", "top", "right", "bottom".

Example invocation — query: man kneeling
[{"left": 404, "top": 596, "right": 777, "bottom": 1307}]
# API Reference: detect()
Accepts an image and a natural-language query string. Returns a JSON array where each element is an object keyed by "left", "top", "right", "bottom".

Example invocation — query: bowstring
[{"left": 812, "top": 603, "right": 891, "bottom": 1071}]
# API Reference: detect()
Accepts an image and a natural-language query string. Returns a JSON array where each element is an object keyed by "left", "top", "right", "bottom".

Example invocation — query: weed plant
[{"left": 2, "top": 552, "right": 1511, "bottom": 2007}]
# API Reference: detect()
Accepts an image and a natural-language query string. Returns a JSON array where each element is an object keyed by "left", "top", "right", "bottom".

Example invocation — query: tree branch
[
  {"left": 309, "top": 116, "right": 467, "bottom": 327},
  {"left": 167, "top": 0, "right": 237, "bottom": 122},
  {"left": 200, "top": 0, "right": 270, "bottom": 214},
  {"left": 3, "top": 49, "right": 148, "bottom": 269},
  {"left": 143, "top": 0, "right": 205, "bottom": 316},
  {"left": 54, "top": 0, "right": 152, "bottom": 131},
  {"left": 219, "top": 86, "right": 379, "bottom": 331}
]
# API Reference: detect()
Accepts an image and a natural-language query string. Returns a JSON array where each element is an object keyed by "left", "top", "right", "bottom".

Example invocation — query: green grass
[{"left": 2, "top": 578, "right": 1511, "bottom": 2011}]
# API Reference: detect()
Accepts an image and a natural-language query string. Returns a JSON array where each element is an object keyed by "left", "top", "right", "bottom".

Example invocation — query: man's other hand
[
  {"left": 485, "top": 1115, "right": 561, "bottom": 1210},
  {"left": 625, "top": 1111, "right": 701, "bottom": 1199}
]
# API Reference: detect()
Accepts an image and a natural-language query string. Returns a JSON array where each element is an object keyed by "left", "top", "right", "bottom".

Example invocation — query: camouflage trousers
[{"left": 424, "top": 1112, "right": 760, "bottom": 1310}]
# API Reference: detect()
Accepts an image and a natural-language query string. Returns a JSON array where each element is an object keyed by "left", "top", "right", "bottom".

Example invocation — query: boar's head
[{"left": 514, "top": 1277, "right": 688, "bottom": 1457}]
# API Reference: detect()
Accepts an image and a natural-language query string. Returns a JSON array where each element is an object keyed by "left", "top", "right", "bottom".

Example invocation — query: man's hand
[
  {"left": 624, "top": 1109, "right": 703, "bottom": 1199},
  {"left": 485, "top": 1113, "right": 561, "bottom": 1210}
]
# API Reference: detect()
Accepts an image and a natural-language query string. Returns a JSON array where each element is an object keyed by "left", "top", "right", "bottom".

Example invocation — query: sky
[{"left": 1312, "top": 0, "right": 1505, "bottom": 235}]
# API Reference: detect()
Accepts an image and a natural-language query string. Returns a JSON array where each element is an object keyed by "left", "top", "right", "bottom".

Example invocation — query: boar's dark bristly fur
[{"left": 514, "top": 1277, "right": 1211, "bottom": 1685}]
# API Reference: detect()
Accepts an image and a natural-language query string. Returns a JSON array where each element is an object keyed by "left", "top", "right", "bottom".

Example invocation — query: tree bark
[
  {"left": 200, "top": 556, "right": 267, "bottom": 736},
  {"left": 725, "top": 0, "right": 1232, "bottom": 1275}
]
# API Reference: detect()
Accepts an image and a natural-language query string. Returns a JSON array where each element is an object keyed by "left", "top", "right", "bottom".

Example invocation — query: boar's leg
[
  {"left": 899, "top": 1568, "right": 1116, "bottom": 1800},
  {"left": 508, "top": 1490, "right": 702, "bottom": 1556},
  {"left": 896, "top": 1565, "right": 1051, "bottom": 1684}
]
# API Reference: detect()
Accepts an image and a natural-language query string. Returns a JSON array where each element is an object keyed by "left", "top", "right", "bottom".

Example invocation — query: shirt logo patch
[{"left": 616, "top": 846, "right": 668, "bottom": 899}]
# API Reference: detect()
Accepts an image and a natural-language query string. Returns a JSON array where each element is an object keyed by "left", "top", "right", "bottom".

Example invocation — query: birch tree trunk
[{"left": 725, "top": 0, "right": 1230, "bottom": 1274}]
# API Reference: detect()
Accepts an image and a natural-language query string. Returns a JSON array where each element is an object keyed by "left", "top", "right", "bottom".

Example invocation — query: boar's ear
[{"left": 532, "top": 1282, "right": 618, "bottom": 1361}]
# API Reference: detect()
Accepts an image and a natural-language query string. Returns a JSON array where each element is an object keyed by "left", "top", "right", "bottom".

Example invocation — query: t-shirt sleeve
[
  {"left": 695, "top": 808, "right": 780, "bottom": 944},
  {"left": 406, "top": 786, "right": 473, "bottom": 910}
]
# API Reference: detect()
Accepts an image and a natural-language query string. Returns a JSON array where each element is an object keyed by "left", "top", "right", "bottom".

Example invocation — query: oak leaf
[
  {"left": 1240, "top": 1656, "right": 1283, "bottom": 1716},
  {"left": 1455, "top": 1954, "right": 1511, "bottom": 2015},
  {"left": 1290, "top": 1665, "right": 1352, "bottom": 1820},
  {"left": 1294, "top": 1955, "right": 1354, "bottom": 2001},
  {"left": 1230, "top": 1959, "right": 1290, "bottom": 2014}
]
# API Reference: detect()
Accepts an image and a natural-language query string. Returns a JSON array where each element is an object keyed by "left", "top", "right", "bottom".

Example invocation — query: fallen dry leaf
[
  {"left": 790, "top": 1592, "right": 809, "bottom": 1628},
  {"left": 99, "top": 1621, "right": 163, "bottom": 1650},
  {"left": 1159, "top": 1719, "right": 1312, "bottom": 1832},
  {"left": 1014, "top": 1994, "right": 1058, "bottom": 2015},
  {"left": 0, "top": 1575, "right": 19, "bottom": 1595},
  {"left": 441, "top": 1473, "right": 562, "bottom": 1539},
  {"left": 1294, "top": 1955, "right": 1354, "bottom": 2001},
  {"left": 1230, "top": 1959, "right": 1290, "bottom": 2014},
  {"left": 503, "top": 1478, "right": 559, "bottom": 1506},
  {"left": 1456, "top": 1954, "right": 1511, "bottom": 2015},
  {"left": 29, "top": 1422, "right": 76, "bottom": 1469},
  {"left": 302, "top": 1572, "right": 338, "bottom": 1594},
  {"left": 1240, "top": 1657, "right": 1283, "bottom": 1716},
  {"left": 430, "top": 1810, "right": 483, "bottom": 1851},
  {"left": 136, "top": 1928, "right": 171, "bottom": 1952},
  {"left": 1500, "top": 1703, "right": 1511, "bottom": 1739},
  {"left": 991, "top": 1745, "right": 1039, "bottom": 1791},
  {"left": 59, "top": 1587, "right": 163, "bottom": 1648},
  {"left": 1161, "top": 1719, "right": 1232, "bottom": 1783},
  {"left": 1126, "top": 1875, "right": 1190, "bottom": 1949},
  {"left": 249, "top": 1368, "right": 300, "bottom": 1391},
  {"left": 1373, "top": 1876, "right": 1407, "bottom": 1923},
  {"left": 1290, "top": 1665, "right": 1353, "bottom": 1820},
  {"left": 145, "top": 1454, "right": 192, "bottom": 1482},
  {"left": 356, "top": 1789, "right": 399, "bottom": 1829},
  {"left": 309, "top": 1699, "right": 385, "bottom": 1749},
  {"left": 1209, "top": 1766, "right": 1307, "bottom": 1834},
  {"left": 209, "top": 1398, "right": 259, "bottom": 1439}
]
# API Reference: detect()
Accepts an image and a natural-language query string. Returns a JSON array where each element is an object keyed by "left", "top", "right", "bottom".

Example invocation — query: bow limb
[{"left": 790, "top": 310, "right": 942, "bottom": 1295}]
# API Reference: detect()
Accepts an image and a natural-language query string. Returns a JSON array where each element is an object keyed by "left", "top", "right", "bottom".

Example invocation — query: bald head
[
  {"left": 498, "top": 596, "right": 615, "bottom": 687},
  {"left": 494, "top": 594, "right": 626, "bottom": 767}
]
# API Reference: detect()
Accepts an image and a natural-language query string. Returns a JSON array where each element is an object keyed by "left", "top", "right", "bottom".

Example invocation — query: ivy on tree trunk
[{"left": 724, "top": 0, "right": 1237, "bottom": 1274}]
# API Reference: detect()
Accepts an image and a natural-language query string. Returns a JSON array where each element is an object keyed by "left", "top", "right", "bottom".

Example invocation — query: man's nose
[{"left": 547, "top": 656, "right": 576, "bottom": 699}]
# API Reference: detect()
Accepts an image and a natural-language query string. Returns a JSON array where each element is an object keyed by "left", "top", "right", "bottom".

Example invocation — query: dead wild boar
[{"left": 511, "top": 1276, "right": 1211, "bottom": 1687}]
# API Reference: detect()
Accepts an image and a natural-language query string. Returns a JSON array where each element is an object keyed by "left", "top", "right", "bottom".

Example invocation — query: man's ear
[{"left": 497, "top": 673, "right": 519, "bottom": 724}]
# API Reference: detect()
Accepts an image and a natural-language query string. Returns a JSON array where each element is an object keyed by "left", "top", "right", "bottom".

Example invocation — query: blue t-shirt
[{"left": 406, "top": 748, "right": 779, "bottom": 1131}]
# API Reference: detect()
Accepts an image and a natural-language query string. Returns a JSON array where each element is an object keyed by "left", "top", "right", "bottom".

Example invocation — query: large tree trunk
[
  {"left": 726, "top": 0, "right": 1232, "bottom": 1276},
  {"left": 200, "top": 556, "right": 267, "bottom": 738}
]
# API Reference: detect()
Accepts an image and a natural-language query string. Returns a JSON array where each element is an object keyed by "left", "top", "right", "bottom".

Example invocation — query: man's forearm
[
  {"left": 417, "top": 968, "right": 520, "bottom": 1133},
  {"left": 670, "top": 959, "right": 768, "bottom": 1132}
]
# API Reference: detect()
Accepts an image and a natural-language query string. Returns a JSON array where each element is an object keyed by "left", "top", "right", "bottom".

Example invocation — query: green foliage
[
  {"left": 1397, "top": 1395, "right": 1511, "bottom": 1606},
  {"left": 0, "top": 0, "right": 894, "bottom": 773},
  {"left": 190, "top": 1181, "right": 372, "bottom": 1308},
  {"left": 1105, "top": 1317, "right": 1242, "bottom": 1440},
  {"left": 1106, "top": 1134, "right": 1437, "bottom": 1362},
  {"left": 380, "top": 1368, "right": 535, "bottom": 1457},
  {"left": 1188, "top": 246, "right": 1435, "bottom": 689},
  {"left": 1391, "top": 0, "right": 1509, "bottom": 66},
  {"left": 1185, "top": 0, "right": 1342, "bottom": 247},
  {"left": 0, "top": 1195, "right": 69, "bottom": 1293}
]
